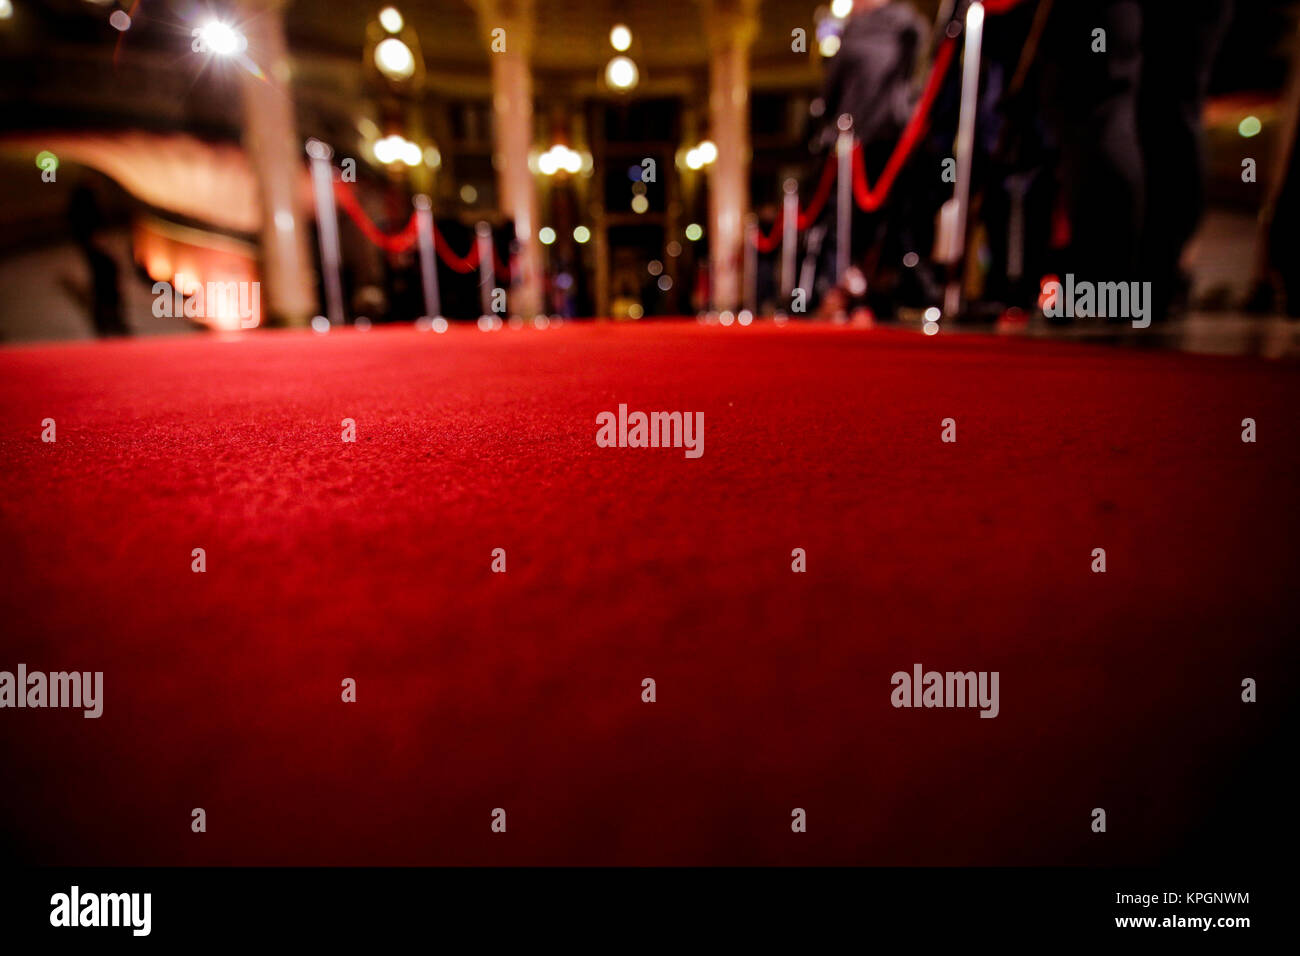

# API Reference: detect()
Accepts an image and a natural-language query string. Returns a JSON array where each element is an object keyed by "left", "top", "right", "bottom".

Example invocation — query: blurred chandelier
[
  {"left": 375, "top": 36, "right": 415, "bottom": 80},
  {"left": 605, "top": 55, "right": 638, "bottom": 92},
  {"left": 538, "top": 144, "right": 583, "bottom": 176}
]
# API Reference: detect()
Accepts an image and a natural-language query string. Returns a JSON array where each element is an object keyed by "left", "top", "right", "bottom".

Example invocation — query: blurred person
[
  {"left": 967, "top": 0, "right": 1061, "bottom": 315},
  {"left": 1246, "top": 12, "right": 1300, "bottom": 318},
  {"left": 68, "top": 184, "right": 128, "bottom": 338},
  {"left": 1045, "top": 0, "right": 1233, "bottom": 322},
  {"left": 816, "top": 0, "right": 937, "bottom": 318}
]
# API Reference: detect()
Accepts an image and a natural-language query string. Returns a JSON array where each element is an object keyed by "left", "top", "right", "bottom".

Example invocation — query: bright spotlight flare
[
  {"left": 195, "top": 20, "right": 246, "bottom": 56},
  {"left": 609, "top": 24, "right": 632, "bottom": 52}
]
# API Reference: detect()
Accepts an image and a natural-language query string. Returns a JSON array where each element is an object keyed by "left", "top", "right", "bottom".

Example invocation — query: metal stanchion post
[
  {"left": 414, "top": 195, "right": 442, "bottom": 321},
  {"left": 835, "top": 114, "right": 854, "bottom": 287},
  {"left": 744, "top": 214, "right": 758, "bottom": 316},
  {"left": 942, "top": 1, "right": 985, "bottom": 322},
  {"left": 780, "top": 178, "right": 798, "bottom": 301},
  {"left": 306, "top": 139, "right": 345, "bottom": 326},
  {"left": 476, "top": 222, "right": 495, "bottom": 319}
]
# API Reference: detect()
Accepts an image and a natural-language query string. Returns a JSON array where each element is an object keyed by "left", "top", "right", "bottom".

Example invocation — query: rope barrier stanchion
[
  {"left": 835, "top": 114, "right": 854, "bottom": 287},
  {"left": 475, "top": 222, "right": 495, "bottom": 320},
  {"left": 780, "top": 178, "right": 798, "bottom": 300},
  {"left": 799, "top": 223, "right": 827, "bottom": 312},
  {"left": 851, "top": 36, "right": 957, "bottom": 214},
  {"left": 942, "top": 0, "right": 986, "bottom": 323},
  {"left": 332, "top": 179, "right": 418, "bottom": 254},
  {"left": 306, "top": 1, "right": 1013, "bottom": 329},
  {"left": 744, "top": 213, "right": 759, "bottom": 317},
  {"left": 413, "top": 194, "right": 442, "bottom": 322},
  {"left": 431, "top": 225, "right": 479, "bottom": 273},
  {"left": 306, "top": 139, "right": 346, "bottom": 326},
  {"left": 800, "top": 150, "right": 837, "bottom": 230}
]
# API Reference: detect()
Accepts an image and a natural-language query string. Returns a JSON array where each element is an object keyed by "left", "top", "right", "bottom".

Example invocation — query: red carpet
[{"left": 0, "top": 321, "right": 1295, "bottom": 865}]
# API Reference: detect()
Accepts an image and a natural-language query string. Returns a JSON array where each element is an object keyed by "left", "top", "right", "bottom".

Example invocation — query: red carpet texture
[{"left": 0, "top": 322, "right": 1295, "bottom": 865}]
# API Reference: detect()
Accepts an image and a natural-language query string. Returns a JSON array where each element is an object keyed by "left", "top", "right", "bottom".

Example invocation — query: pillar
[
  {"left": 234, "top": 0, "right": 317, "bottom": 327},
  {"left": 474, "top": 0, "right": 545, "bottom": 318},
  {"left": 702, "top": 0, "right": 758, "bottom": 313}
]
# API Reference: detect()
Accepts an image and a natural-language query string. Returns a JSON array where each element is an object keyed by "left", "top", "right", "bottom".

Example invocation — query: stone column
[
  {"left": 475, "top": 0, "right": 545, "bottom": 318},
  {"left": 234, "top": 0, "right": 317, "bottom": 327},
  {"left": 702, "top": 0, "right": 758, "bottom": 313}
]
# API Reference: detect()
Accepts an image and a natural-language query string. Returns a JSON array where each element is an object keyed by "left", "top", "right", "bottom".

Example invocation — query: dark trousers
[{"left": 1050, "top": 0, "right": 1232, "bottom": 317}]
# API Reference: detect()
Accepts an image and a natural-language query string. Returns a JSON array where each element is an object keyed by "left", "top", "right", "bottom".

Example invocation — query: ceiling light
[
  {"left": 605, "top": 55, "right": 638, "bottom": 91},
  {"left": 197, "top": 21, "right": 244, "bottom": 56},
  {"left": 375, "top": 37, "right": 415, "bottom": 80}
]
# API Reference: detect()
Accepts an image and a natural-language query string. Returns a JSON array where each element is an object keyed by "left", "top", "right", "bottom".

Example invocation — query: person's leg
[
  {"left": 1050, "top": 0, "right": 1144, "bottom": 293},
  {"left": 1137, "top": 0, "right": 1234, "bottom": 319}
]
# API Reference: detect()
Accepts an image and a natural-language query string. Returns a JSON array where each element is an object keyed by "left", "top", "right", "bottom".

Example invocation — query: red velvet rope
[
  {"left": 981, "top": 0, "right": 1028, "bottom": 15},
  {"left": 754, "top": 150, "right": 837, "bottom": 253},
  {"left": 433, "top": 228, "right": 480, "bottom": 273},
  {"left": 332, "top": 180, "right": 510, "bottom": 278},
  {"left": 332, "top": 180, "right": 419, "bottom": 254},
  {"left": 754, "top": 0, "right": 1029, "bottom": 252},
  {"left": 852, "top": 33, "right": 956, "bottom": 213}
]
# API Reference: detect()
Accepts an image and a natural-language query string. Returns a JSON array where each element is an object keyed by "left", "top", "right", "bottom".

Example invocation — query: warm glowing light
[
  {"left": 610, "top": 24, "right": 632, "bottom": 51},
  {"left": 538, "top": 143, "right": 583, "bottom": 176},
  {"left": 631, "top": 195, "right": 649, "bottom": 214},
  {"left": 146, "top": 257, "right": 172, "bottom": 282},
  {"left": 685, "top": 223, "right": 703, "bottom": 241},
  {"left": 573, "top": 225, "right": 591, "bottom": 244},
  {"left": 628, "top": 304, "right": 644, "bottom": 319},
  {"left": 423, "top": 145, "right": 441, "bottom": 168},
  {"left": 0, "top": 0, "right": 12, "bottom": 20},
  {"left": 109, "top": 10, "right": 130, "bottom": 30},
  {"left": 539, "top": 227, "right": 556, "bottom": 245},
  {"left": 1238, "top": 115, "right": 1262, "bottom": 138},
  {"left": 819, "top": 35, "right": 841, "bottom": 58},
  {"left": 375, "top": 37, "right": 415, "bottom": 80},
  {"left": 373, "top": 134, "right": 420, "bottom": 166},
  {"left": 685, "top": 148, "right": 703, "bottom": 171},
  {"left": 605, "top": 55, "right": 638, "bottom": 91},
  {"left": 198, "top": 21, "right": 243, "bottom": 56},
  {"left": 460, "top": 185, "right": 478, "bottom": 204},
  {"left": 831, "top": 0, "right": 853, "bottom": 18},
  {"left": 696, "top": 140, "right": 717, "bottom": 165},
  {"left": 378, "top": 6, "right": 404, "bottom": 33}
]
